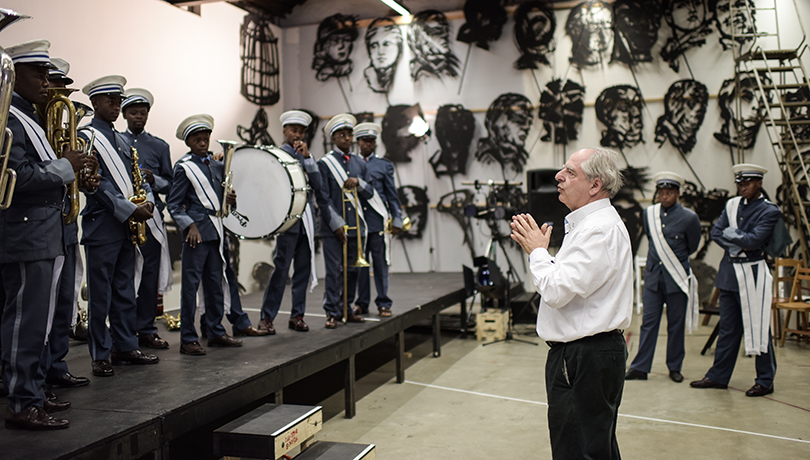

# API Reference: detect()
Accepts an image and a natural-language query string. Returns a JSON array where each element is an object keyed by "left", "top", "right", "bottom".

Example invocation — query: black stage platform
[{"left": 0, "top": 272, "right": 470, "bottom": 460}]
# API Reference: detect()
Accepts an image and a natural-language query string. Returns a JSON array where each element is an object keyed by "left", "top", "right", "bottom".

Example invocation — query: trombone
[
  {"left": 342, "top": 187, "right": 370, "bottom": 323},
  {"left": 216, "top": 140, "right": 237, "bottom": 218},
  {"left": 0, "top": 8, "right": 29, "bottom": 210}
]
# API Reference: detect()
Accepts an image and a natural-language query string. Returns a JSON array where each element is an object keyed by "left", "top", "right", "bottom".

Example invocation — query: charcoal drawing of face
[
  {"left": 475, "top": 93, "right": 533, "bottom": 178},
  {"left": 236, "top": 108, "right": 276, "bottom": 146},
  {"left": 409, "top": 10, "right": 461, "bottom": 81},
  {"left": 654, "top": 79, "right": 709, "bottom": 153},
  {"left": 611, "top": 0, "right": 663, "bottom": 64},
  {"left": 397, "top": 185, "right": 429, "bottom": 239},
  {"left": 381, "top": 104, "right": 430, "bottom": 164},
  {"left": 537, "top": 78, "right": 585, "bottom": 145},
  {"left": 312, "top": 14, "right": 358, "bottom": 82},
  {"left": 712, "top": 0, "right": 756, "bottom": 51},
  {"left": 661, "top": 0, "right": 712, "bottom": 72},
  {"left": 784, "top": 87, "right": 810, "bottom": 141},
  {"left": 300, "top": 109, "right": 320, "bottom": 148},
  {"left": 596, "top": 85, "right": 644, "bottom": 149},
  {"left": 714, "top": 74, "right": 769, "bottom": 149},
  {"left": 430, "top": 104, "right": 475, "bottom": 177},
  {"left": 565, "top": 2, "right": 614, "bottom": 68},
  {"left": 456, "top": 0, "right": 508, "bottom": 51},
  {"left": 514, "top": 1, "right": 556, "bottom": 69},
  {"left": 364, "top": 18, "right": 403, "bottom": 94}
]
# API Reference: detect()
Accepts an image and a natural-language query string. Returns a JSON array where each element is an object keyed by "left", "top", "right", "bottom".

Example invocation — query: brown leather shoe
[
  {"left": 346, "top": 313, "right": 365, "bottom": 323},
  {"left": 207, "top": 334, "right": 243, "bottom": 347},
  {"left": 258, "top": 318, "right": 276, "bottom": 335},
  {"left": 110, "top": 349, "right": 160, "bottom": 365},
  {"left": 180, "top": 341, "right": 206, "bottom": 356},
  {"left": 138, "top": 333, "right": 169, "bottom": 349},
  {"left": 234, "top": 325, "right": 270, "bottom": 337},
  {"left": 5, "top": 406, "right": 69, "bottom": 430},
  {"left": 91, "top": 359, "right": 114, "bottom": 377},
  {"left": 378, "top": 306, "right": 392, "bottom": 317},
  {"left": 353, "top": 305, "right": 367, "bottom": 315},
  {"left": 325, "top": 315, "right": 338, "bottom": 329},
  {"left": 43, "top": 390, "right": 70, "bottom": 413},
  {"left": 745, "top": 383, "right": 774, "bottom": 397},
  {"left": 689, "top": 377, "right": 728, "bottom": 389},
  {"left": 289, "top": 316, "right": 309, "bottom": 332}
]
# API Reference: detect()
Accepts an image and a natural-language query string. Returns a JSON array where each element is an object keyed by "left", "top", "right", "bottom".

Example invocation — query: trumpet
[
  {"left": 341, "top": 187, "right": 370, "bottom": 322},
  {"left": 0, "top": 8, "right": 29, "bottom": 210},
  {"left": 44, "top": 88, "right": 85, "bottom": 224},
  {"left": 216, "top": 140, "right": 237, "bottom": 218},
  {"left": 128, "top": 146, "right": 148, "bottom": 246}
]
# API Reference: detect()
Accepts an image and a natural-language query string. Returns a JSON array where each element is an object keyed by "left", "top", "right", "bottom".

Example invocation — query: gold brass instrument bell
[
  {"left": 341, "top": 187, "right": 370, "bottom": 322},
  {"left": 216, "top": 140, "right": 238, "bottom": 218},
  {"left": 386, "top": 216, "right": 412, "bottom": 233}
]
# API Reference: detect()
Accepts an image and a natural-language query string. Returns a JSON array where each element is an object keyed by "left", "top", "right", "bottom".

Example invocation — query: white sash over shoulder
[{"left": 9, "top": 106, "right": 57, "bottom": 162}]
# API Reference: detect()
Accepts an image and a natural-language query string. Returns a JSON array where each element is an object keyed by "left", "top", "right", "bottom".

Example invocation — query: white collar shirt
[{"left": 530, "top": 198, "right": 633, "bottom": 342}]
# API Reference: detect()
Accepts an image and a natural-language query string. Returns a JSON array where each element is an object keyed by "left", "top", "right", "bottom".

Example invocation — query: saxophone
[{"left": 128, "top": 146, "right": 148, "bottom": 246}]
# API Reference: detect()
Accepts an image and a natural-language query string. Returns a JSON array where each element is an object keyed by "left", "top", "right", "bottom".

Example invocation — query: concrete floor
[{"left": 313, "top": 310, "right": 810, "bottom": 459}]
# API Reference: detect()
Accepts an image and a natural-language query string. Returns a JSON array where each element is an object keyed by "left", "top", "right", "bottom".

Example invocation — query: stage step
[
  {"left": 214, "top": 404, "right": 323, "bottom": 460},
  {"left": 295, "top": 441, "right": 376, "bottom": 460}
]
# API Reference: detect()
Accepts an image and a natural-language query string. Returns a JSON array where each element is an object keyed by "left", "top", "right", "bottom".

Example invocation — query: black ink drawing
[
  {"left": 611, "top": 0, "right": 663, "bottom": 65},
  {"left": 655, "top": 79, "right": 709, "bottom": 153},
  {"left": 714, "top": 73, "right": 770, "bottom": 150},
  {"left": 514, "top": 1, "right": 556, "bottom": 70},
  {"left": 537, "top": 79, "right": 585, "bottom": 145},
  {"left": 596, "top": 85, "right": 644, "bottom": 149},
  {"left": 409, "top": 10, "right": 461, "bottom": 81},
  {"left": 240, "top": 14, "right": 280, "bottom": 106},
  {"left": 430, "top": 104, "right": 475, "bottom": 177},
  {"left": 301, "top": 108, "right": 320, "bottom": 148},
  {"left": 398, "top": 186, "right": 429, "bottom": 239},
  {"left": 565, "top": 1, "right": 614, "bottom": 68},
  {"left": 475, "top": 93, "right": 533, "bottom": 178},
  {"left": 614, "top": 166, "right": 649, "bottom": 257},
  {"left": 457, "top": 0, "right": 507, "bottom": 51},
  {"left": 312, "top": 13, "right": 358, "bottom": 82},
  {"left": 712, "top": 0, "right": 756, "bottom": 52},
  {"left": 436, "top": 189, "right": 476, "bottom": 259},
  {"left": 237, "top": 108, "right": 276, "bottom": 146},
  {"left": 661, "top": 0, "right": 712, "bottom": 73},
  {"left": 783, "top": 86, "right": 810, "bottom": 142},
  {"left": 363, "top": 18, "right": 403, "bottom": 94},
  {"left": 381, "top": 104, "right": 430, "bottom": 164}
]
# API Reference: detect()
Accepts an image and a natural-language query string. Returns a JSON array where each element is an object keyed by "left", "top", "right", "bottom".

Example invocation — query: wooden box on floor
[
  {"left": 476, "top": 310, "right": 509, "bottom": 342},
  {"left": 214, "top": 404, "right": 322, "bottom": 460}
]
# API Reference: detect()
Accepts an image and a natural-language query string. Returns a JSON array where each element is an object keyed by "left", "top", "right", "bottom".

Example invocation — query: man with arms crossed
[{"left": 511, "top": 147, "right": 632, "bottom": 460}]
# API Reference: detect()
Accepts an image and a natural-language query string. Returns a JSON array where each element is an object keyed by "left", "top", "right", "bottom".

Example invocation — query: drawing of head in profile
[
  {"left": 312, "top": 13, "right": 358, "bottom": 82},
  {"left": 611, "top": 0, "right": 663, "bottom": 65},
  {"left": 565, "top": 1, "right": 614, "bottom": 68},
  {"left": 513, "top": 1, "right": 556, "bottom": 70},
  {"left": 712, "top": 0, "right": 756, "bottom": 52},
  {"left": 408, "top": 10, "right": 461, "bottom": 81},
  {"left": 661, "top": 0, "right": 713, "bottom": 72},
  {"left": 237, "top": 108, "right": 276, "bottom": 146},
  {"left": 381, "top": 104, "right": 430, "bottom": 164},
  {"left": 475, "top": 93, "right": 534, "bottom": 178},
  {"left": 596, "top": 85, "right": 644, "bottom": 149},
  {"left": 397, "top": 185, "right": 429, "bottom": 239},
  {"left": 655, "top": 79, "right": 709, "bottom": 153},
  {"left": 430, "top": 104, "right": 475, "bottom": 177},
  {"left": 363, "top": 18, "right": 403, "bottom": 94},
  {"left": 456, "top": 0, "right": 508, "bottom": 51},
  {"left": 537, "top": 78, "right": 585, "bottom": 145},
  {"left": 714, "top": 73, "right": 770, "bottom": 150}
]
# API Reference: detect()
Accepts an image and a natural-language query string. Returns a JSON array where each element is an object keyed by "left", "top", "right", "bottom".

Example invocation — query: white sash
[
  {"left": 301, "top": 201, "right": 318, "bottom": 292},
  {"left": 726, "top": 197, "right": 772, "bottom": 355},
  {"left": 321, "top": 154, "right": 368, "bottom": 258},
  {"left": 146, "top": 211, "right": 173, "bottom": 294},
  {"left": 179, "top": 156, "right": 230, "bottom": 314},
  {"left": 44, "top": 255, "right": 65, "bottom": 345},
  {"left": 70, "top": 246, "right": 83, "bottom": 327},
  {"left": 646, "top": 204, "right": 700, "bottom": 333},
  {"left": 8, "top": 106, "right": 57, "bottom": 161}
]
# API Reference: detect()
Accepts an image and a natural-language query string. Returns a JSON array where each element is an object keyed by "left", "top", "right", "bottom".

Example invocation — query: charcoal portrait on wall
[
  {"left": 312, "top": 13, "right": 358, "bottom": 82},
  {"left": 611, "top": 0, "right": 664, "bottom": 65},
  {"left": 712, "top": 0, "right": 756, "bottom": 52},
  {"left": 513, "top": 1, "right": 556, "bottom": 70},
  {"left": 382, "top": 104, "right": 430, "bottom": 163},
  {"left": 237, "top": 108, "right": 276, "bottom": 146},
  {"left": 565, "top": 1, "right": 614, "bottom": 68},
  {"left": 537, "top": 79, "right": 585, "bottom": 145},
  {"left": 596, "top": 85, "right": 644, "bottom": 149},
  {"left": 398, "top": 186, "right": 429, "bottom": 239},
  {"left": 475, "top": 93, "right": 534, "bottom": 178},
  {"left": 655, "top": 79, "right": 709, "bottom": 153},
  {"left": 456, "top": 0, "right": 508, "bottom": 51},
  {"left": 409, "top": 10, "right": 461, "bottom": 81},
  {"left": 363, "top": 18, "right": 403, "bottom": 94},
  {"left": 429, "top": 104, "right": 476, "bottom": 177},
  {"left": 714, "top": 73, "right": 770, "bottom": 150}
]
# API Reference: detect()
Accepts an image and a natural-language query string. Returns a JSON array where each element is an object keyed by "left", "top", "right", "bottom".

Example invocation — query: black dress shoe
[
  {"left": 46, "top": 372, "right": 90, "bottom": 388},
  {"left": 5, "top": 406, "right": 69, "bottom": 431},
  {"left": 207, "top": 334, "right": 243, "bottom": 347},
  {"left": 289, "top": 316, "right": 309, "bottom": 332},
  {"left": 180, "top": 341, "right": 206, "bottom": 356},
  {"left": 669, "top": 371, "right": 684, "bottom": 383},
  {"left": 325, "top": 315, "right": 338, "bottom": 329},
  {"left": 346, "top": 313, "right": 365, "bottom": 323},
  {"left": 689, "top": 377, "right": 728, "bottom": 389},
  {"left": 139, "top": 333, "right": 169, "bottom": 349},
  {"left": 625, "top": 369, "right": 647, "bottom": 380},
  {"left": 745, "top": 383, "right": 774, "bottom": 397},
  {"left": 234, "top": 325, "right": 270, "bottom": 337},
  {"left": 110, "top": 349, "right": 160, "bottom": 365},
  {"left": 92, "top": 359, "right": 114, "bottom": 377},
  {"left": 43, "top": 390, "right": 70, "bottom": 413},
  {"left": 258, "top": 318, "right": 276, "bottom": 335}
]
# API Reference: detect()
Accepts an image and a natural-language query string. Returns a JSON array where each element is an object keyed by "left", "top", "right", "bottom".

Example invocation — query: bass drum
[{"left": 223, "top": 145, "right": 309, "bottom": 239}]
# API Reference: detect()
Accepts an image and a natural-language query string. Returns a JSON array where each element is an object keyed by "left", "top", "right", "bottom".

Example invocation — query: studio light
[{"left": 380, "top": 0, "right": 410, "bottom": 17}]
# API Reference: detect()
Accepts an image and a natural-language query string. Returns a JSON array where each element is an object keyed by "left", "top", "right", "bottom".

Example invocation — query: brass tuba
[
  {"left": 216, "top": 140, "right": 237, "bottom": 218},
  {"left": 44, "top": 88, "right": 86, "bottom": 224},
  {"left": 128, "top": 146, "right": 148, "bottom": 246}
]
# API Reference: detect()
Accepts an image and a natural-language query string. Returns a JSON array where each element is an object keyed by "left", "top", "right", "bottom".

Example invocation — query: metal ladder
[{"left": 733, "top": 0, "right": 810, "bottom": 262}]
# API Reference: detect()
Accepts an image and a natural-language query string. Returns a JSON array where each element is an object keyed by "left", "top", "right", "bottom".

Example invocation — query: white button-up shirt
[{"left": 530, "top": 198, "right": 633, "bottom": 342}]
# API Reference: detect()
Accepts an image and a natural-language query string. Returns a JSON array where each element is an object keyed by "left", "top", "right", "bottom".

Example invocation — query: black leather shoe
[
  {"left": 258, "top": 318, "right": 276, "bottom": 335},
  {"left": 92, "top": 359, "right": 114, "bottom": 377},
  {"left": 5, "top": 406, "right": 69, "bottom": 430},
  {"left": 46, "top": 372, "right": 89, "bottom": 388},
  {"left": 690, "top": 377, "right": 728, "bottom": 389},
  {"left": 346, "top": 313, "right": 365, "bottom": 323},
  {"left": 745, "top": 383, "right": 774, "bottom": 397},
  {"left": 289, "top": 316, "right": 309, "bottom": 332},
  {"left": 43, "top": 390, "right": 70, "bottom": 413},
  {"left": 207, "top": 334, "right": 243, "bottom": 347},
  {"left": 669, "top": 371, "right": 684, "bottom": 383},
  {"left": 138, "top": 333, "right": 169, "bottom": 349},
  {"left": 325, "top": 315, "right": 338, "bottom": 329},
  {"left": 110, "top": 349, "right": 159, "bottom": 365},
  {"left": 625, "top": 368, "right": 647, "bottom": 380},
  {"left": 234, "top": 325, "right": 270, "bottom": 337},
  {"left": 180, "top": 341, "right": 206, "bottom": 356}
]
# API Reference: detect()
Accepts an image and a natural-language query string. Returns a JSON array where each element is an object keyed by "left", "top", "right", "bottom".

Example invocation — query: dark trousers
[
  {"left": 86, "top": 240, "right": 139, "bottom": 361},
  {"left": 44, "top": 244, "right": 78, "bottom": 380},
  {"left": 706, "top": 289, "right": 777, "bottom": 388},
  {"left": 180, "top": 239, "right": 226, "bottom": 344},
  {"left": 629, "top": 278, "right": 687, "bottom": 373},
  {"left": 322, "top": 235, "right": 360, "bottom": 319},
  {"left": 261, "top": 229, "right": 311, "bottom": 321},
  {"left": 200, "top": 244, "right": 251, "bottom": 336},
  {"left": 2, "top": 258, "right": 61, "bottom": 412},
  {"left": 546, "top": 330, "right": 626, "bottom": 460},
  {"left": 136, "top": 225, "right": 161, "bottom": 336},
  {"left": 350, "top": 232, "right": 392, "bottom": 312}
]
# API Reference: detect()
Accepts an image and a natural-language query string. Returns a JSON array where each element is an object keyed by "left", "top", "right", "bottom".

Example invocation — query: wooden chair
[
  {"left": 774, "top": 266, "right": 810, "bottom": 347},
  {"left": 771, "top": 258, "right": 803, "bottom": 345}
]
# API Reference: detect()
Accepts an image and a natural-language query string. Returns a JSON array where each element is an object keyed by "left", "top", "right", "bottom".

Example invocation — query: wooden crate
[{"left": 476, "top": 310, "right": 509, "bottom": 342}]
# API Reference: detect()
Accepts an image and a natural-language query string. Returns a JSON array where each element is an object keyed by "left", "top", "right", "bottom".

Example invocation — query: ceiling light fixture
[{"left": 380, "top": 0, "right": 410, "bottom": 17}]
